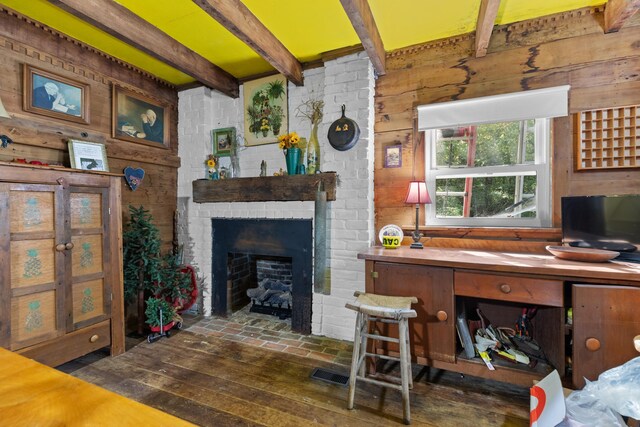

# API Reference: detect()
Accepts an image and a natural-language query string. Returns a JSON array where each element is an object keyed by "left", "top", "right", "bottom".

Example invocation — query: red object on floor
[
  {"left": 149, "top": 321, "right": 175, "bottom": 333},
  {"left": 176, "top": 265, "right": 198, "bottom": 313}
]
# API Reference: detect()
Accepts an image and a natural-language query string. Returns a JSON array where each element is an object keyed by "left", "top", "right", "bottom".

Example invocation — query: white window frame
[{"left": 424, "top": 118, "right": 552, "bottom": 227}]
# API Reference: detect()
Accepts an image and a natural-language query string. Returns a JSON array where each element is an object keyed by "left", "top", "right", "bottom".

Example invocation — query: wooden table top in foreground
[{"left": 0, "top": 347, "right": 195, "bottom": 426}]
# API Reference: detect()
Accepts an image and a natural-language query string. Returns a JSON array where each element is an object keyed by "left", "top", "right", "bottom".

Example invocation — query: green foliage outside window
[{"left": 434, "top": 120, "right": 537, "bottom": 219}]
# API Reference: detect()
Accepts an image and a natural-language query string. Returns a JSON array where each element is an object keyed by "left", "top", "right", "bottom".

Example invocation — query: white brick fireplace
[{"left": 176, "top": 52, "right": 375, "bottom": 341}]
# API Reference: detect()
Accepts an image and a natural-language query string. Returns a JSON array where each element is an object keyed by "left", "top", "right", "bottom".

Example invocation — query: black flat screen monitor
[{"left": 561, "top": 195, "right": 640, "bottom": 252}]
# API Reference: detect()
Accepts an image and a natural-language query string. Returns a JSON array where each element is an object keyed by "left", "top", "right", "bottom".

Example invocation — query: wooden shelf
[
  {"left": 574, "top": 105, "right": 639, "bottom": 170},
  {"left": 192, "top": 172, "right": 337, "bottom": 203}
]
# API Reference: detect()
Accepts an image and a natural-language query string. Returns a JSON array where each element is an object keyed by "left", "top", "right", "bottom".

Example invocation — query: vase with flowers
[
  {"left": 205, "top": 155, "right": 219, "bottom": 180},
  {"left": 278, "top": 132, "right": 300, "bottom": 175},
  {"left": 296, "top": 98, "right": 324, "bottom": 174}
]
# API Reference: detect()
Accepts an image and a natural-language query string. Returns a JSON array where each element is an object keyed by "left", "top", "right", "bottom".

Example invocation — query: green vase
[
  {"left": 284, "top": 147, "right": 300, "bottom": 175},
  {"left": 306, "top": 122, "right": 320, "bottom": 174}
]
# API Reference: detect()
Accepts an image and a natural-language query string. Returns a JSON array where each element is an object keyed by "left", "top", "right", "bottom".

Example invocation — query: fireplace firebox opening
[{"left": 212, "top": 218, "right": 312, "bottom": 334}]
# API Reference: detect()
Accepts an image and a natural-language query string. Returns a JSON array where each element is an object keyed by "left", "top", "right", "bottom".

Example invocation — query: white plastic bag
[{"left": 562, "top": 356, "right": 640, "bottom": 426}]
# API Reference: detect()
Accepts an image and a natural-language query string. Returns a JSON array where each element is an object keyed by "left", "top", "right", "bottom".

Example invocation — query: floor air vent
[{"left": 310, "top": 367, "right": 349, "bottom": 386}]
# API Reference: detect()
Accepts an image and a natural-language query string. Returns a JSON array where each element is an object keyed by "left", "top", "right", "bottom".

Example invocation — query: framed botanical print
[
  {"left": 212, "top": 127, "right": 235, "bottom": 157},
  {"left": 243, "top": 74, "right": 288, "bottom": 146},
  {"left": 23, "top": 65, "right": 90, "bottom": 125},
  {"left": 68, "top": 140, "right": 109, "bottom": 172},
  {"left": 112, "top": 85, "right": 169, "bottom": 148}
]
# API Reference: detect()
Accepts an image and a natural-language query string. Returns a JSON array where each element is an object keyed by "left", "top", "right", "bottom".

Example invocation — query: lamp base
[{"left": 410, "top": 242, "right": 424, "bottom": 249}]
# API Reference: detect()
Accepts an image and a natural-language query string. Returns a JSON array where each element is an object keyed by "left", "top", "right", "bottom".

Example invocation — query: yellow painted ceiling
[{"left": 0, "top": 0, "right": 607, "bottom": 86}]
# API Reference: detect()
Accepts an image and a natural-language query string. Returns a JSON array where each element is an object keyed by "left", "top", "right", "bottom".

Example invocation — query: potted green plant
[
  {"left": 123, "top": 206, "right": 162, "bottom": 334},
  {"left": 123, "top": 205, "right": 196, "bottom": 333},
  {"left": 155, "top": 253, "right": 196, "bottom": 312},
  {"left": 144, "top": 297, "right": 180, "bottom": 333}
]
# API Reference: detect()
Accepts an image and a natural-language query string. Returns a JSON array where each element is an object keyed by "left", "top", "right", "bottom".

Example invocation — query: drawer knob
[
  {"left": 585, "top": 337, "right": 601, "bottom": 351},
  {"left": 499, "top": 284, "right": 511, "bottom": 294},
  {"left": 89, "top": 334, "right": 99, "bottom": 343},
  {"left": 634, "top": 335, "right": 640, "bottom": 353},
  {"left": 436, "top": 310, "right": 448, "bottom": 322}
]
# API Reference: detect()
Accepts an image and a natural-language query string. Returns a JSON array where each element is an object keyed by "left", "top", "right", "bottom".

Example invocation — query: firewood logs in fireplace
[{"left": 247, "top": 278, "right": 292, "bottom": 308}]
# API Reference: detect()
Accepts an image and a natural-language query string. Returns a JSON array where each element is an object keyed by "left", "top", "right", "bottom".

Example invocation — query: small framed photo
[
  {"left": 23, "top": 64, "right": 90, "bottom": 124},
  {"left": 112, "top": 85, "right": 169, "bottom": 148},
  {"left": 385, "top": 145, "right": 402, "bottom": 168},
  {"left": 212, "top": 127, "right": 235, "bottom": 157},
  {"left": 68, "top": 140, "right": 109, "bottom": 172}
]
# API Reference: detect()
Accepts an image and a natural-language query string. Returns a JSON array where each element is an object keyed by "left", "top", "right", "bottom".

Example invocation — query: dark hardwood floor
[{"left": 61, "top": 327, "right": 530, "bottom": 426}]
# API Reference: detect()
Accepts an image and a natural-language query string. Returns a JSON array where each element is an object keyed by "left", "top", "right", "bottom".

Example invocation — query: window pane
[
  {"left": 434, "top": 120, "right": 536, "bottom": 169},
  {"left": 435, "top": 174, "right": 537, "bottom": 218},
  {"left": 435, "top": 129, "right": 469, "bottom": 167},
  {"left": 435, "top": 177, "right": 465, "bottom": 217}
]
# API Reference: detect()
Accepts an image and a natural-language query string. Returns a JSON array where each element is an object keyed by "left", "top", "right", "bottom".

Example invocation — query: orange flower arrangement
[{"left": 278, "top": 132, "right": 300, "bottom": 150}]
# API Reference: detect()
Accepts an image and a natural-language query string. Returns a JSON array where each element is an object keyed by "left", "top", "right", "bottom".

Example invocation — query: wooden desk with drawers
[{"left": 358, "top": 246, "right": 640, "bottom": 388}]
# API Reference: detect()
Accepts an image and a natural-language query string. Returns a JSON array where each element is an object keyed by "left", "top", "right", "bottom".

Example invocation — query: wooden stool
[{"left": 345, "top": 291, "right": 418, "bottom": 425}]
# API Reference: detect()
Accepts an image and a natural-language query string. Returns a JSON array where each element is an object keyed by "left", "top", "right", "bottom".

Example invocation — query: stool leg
[
  {"left": 398, "top": 318, "right": 411, "bottom": 425},
  {"left": 359, "top": 314, "right": 369, "bottom": 378},
  {"left": 405, "top": 322, "right": 413, "bottom": 389},
  {"left": 348, "top": 312, "right": 363, "bottom": 410}
]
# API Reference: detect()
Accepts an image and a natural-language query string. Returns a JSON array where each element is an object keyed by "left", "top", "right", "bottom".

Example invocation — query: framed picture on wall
[
  {"left": 243, "top": 74, "right": 288, "bottom": 146},
  {"left": 385, "top": 145, "right": 402, "bottom": 168},
  {"left": 68, "top": 139, "right": 109, "bottom": 172},
  {"left": 23, "top": 64, "right": 90, "bottom": 125},
  {"left": 112, "top": 85, "right": 169, "bottom": 148},
  {"left": 212, "top": 127, "right": 235, "bottom": 157}
]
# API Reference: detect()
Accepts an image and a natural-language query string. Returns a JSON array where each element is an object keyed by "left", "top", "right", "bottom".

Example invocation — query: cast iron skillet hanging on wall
[{"left": 327, "top": 105, "right": 360, "bottom": 151}]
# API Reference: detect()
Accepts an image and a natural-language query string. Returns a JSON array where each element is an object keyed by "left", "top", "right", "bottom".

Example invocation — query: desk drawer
[{"left": 454, "top": 272, "right": 563, "bottom": 306}]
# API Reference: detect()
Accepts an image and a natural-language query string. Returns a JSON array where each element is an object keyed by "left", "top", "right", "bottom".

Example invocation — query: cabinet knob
[
  {"left": 634, "top": 335, "right": 640, "bottom": 353},
  {"left": 55, "top": 243, "right": 66, "bottom": 252},
  {"left": 585, "top": 337, "right": 601, "bottom": 352},
  {"left": 89, "top": 334, "right": 99, "bottom": 343},
  {"left": 65, "top": 242, "right": 74, "bottom": 250},
  {"left": 499, "top": 284, "right": 511, "bottom": 294},
  {"left": 436, "top": 310, "right": 448, "bottom": 322}
]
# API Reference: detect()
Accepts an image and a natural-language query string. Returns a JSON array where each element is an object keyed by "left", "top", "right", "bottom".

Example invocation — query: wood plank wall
[
  {"left": 374, "top": 7, "right": 640, "bottom": 252},
  {"left": 0, "top": 8, "right": 179, "bottom": 250}
]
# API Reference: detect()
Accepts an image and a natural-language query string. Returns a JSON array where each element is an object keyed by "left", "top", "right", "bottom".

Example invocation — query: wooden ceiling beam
[
  {"left": 193, "top": 0, "right": 303, "bottom": 86},
  {"left": 604, "top": 0, "right": 640, "bottom": 33},
  {"left": 475, "top": 0, "right": 501, "bottom": 57},
  {"left": 339, "top": 0, "right": 386, "bottom": 76},
  {"left": 46, "top": 0, "right": 239, "bottom": 98}
]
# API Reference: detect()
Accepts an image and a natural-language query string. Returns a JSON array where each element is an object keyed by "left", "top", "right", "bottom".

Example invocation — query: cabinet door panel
[
  {"left": 71, "top": 235, "right": 103, "bottom": 277},
  {"left": 573, "top": 284, "right": 640, "bottom": 388},
  {"left": 374, "top": 262, "right": 455, "bottom": 363},
  {"left": 10, "top": 239, "right": 56, "bottom": 288},
  {"left": 10, "top": 290, "right": 58, "bottom": 349},
  {"left": 72, "top": 279, "right": 106, "bottom": 324},
  {"left": 69, "top": 188, "right": 110, "bottom": 329},
  {"left": 70, "top": 193, "right": 102, "bottom": 229},
  {"left": 9, "top": 191, "right": 55, "bottom": 233}
]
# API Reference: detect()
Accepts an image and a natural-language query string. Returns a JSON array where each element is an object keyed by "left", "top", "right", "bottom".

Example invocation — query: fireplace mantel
[{"left": 192, "top": 172, "right": 337, "bottom": 203}]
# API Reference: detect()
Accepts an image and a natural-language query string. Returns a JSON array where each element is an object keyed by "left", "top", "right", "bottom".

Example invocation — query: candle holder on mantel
[{"left": 404, "top": 180, "right": 432, "bottom": 249}]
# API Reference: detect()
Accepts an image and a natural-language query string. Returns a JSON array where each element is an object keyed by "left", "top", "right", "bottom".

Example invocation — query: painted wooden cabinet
[
  {"left": 0, "top": 163, "right": 124, "bottom": 366},
  {"left": 572, "top": 284, "right": 640, "bottom": 388}
]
